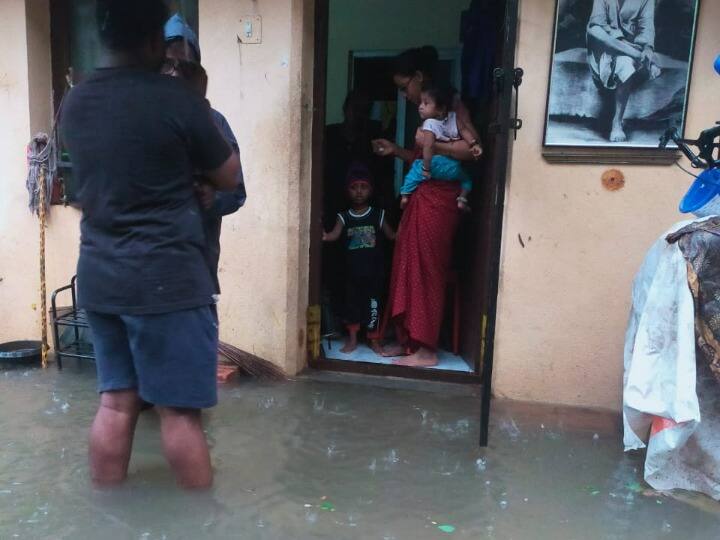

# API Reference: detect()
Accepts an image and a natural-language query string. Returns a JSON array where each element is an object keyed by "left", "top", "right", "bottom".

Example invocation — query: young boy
[
  {"left": 323, "top": 164, "right": 396, "bottom": 354},
  {"left": 401, "top": 83, "right": 480, "bottom": 211}
]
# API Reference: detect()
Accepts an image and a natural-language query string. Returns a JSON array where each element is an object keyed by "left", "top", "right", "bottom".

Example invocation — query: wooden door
[
  {"left": 458, "top": 0, "right": 521, "bottom": 372},
  {"left": 467, "top": 0, "right": 521, "bottom": 446}
]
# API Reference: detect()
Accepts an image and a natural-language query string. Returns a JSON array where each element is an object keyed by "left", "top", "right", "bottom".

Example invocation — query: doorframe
[
  {"left": 307, "top": 0, "right": 519, "bottom": 390},
  {"left": 478, "top": 0, "right": 520, "bottom": 446}
]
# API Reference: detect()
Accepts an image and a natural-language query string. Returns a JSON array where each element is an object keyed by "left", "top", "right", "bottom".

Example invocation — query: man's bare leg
[
  {"left": 157, "top": 407, "right": 213, "bottom": 489},
  {"left": 89, "top": 389, "right": 142, "bottom": 487},
  {"left": 610, "top": 81, "right": 632, "bottom": 143}
]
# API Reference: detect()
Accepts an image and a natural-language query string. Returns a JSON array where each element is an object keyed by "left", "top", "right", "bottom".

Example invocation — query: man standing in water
[{"left": 59, "top": 0, "right": 240, "bottom": 488}]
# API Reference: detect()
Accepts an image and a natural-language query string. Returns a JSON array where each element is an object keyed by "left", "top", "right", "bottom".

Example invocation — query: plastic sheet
[{"left": 624, "top": 218, "right": 720, "bottom": 500}]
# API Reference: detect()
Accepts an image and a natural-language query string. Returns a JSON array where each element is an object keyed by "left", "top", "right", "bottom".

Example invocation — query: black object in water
[{"left": 0, "top": 341, "right": 42, "bottom": 365}]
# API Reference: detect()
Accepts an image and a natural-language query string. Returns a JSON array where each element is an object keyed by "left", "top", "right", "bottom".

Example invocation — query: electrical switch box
[{"left": 238, "top": 16, "right": 262, "bottom": 44}]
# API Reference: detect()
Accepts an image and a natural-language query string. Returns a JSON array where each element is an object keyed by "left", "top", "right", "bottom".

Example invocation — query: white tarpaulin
[{"left": 623, "top": 219, "right": 720, "bottom": 500}]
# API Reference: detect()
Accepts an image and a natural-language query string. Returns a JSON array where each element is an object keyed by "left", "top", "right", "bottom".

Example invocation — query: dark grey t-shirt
[{"left": 59, "top": 67, "right": 231, "bottom": 315}]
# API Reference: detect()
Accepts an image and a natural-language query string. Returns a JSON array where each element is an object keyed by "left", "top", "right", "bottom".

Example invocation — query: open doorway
[{"left": 309, "top": 0, "right": 519, "bottom": 384}]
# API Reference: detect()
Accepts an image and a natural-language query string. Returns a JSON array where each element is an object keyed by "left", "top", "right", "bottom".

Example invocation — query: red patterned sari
[{"left": 387, "top": 180, "right": 461, "bottom": 350}]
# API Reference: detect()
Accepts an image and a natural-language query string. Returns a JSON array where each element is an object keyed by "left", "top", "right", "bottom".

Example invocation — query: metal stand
[{"left": 50, "top": 275, "right": 94, "bottom": 369}]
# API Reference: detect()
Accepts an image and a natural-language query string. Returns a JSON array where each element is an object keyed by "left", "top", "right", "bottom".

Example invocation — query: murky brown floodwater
[{"left": 0, "top": 363, "right": 718, "bottom": 539}]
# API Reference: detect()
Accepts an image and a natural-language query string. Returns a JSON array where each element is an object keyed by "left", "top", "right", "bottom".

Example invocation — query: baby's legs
[{"left": 457, "top": 189, "right": 470, "bottom": 211}]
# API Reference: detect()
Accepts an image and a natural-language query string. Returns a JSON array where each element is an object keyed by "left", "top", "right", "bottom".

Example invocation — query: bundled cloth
[
  {"left": 26, "top": 133, "right": 56, "bottom": 216},
  {"left": 624, "top": 217, "right": 720, "bottom": 500}
]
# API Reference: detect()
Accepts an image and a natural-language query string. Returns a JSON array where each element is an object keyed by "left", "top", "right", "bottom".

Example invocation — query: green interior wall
[{"left": 325, "top": 0, "right": 471, "bottom": 125}]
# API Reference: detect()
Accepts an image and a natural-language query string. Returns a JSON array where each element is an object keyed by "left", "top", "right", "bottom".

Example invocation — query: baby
[{"left": 401, "top": 83, "right": 481, "bottom": 211}]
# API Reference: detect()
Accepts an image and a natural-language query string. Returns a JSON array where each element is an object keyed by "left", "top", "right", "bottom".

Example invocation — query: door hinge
[
  {"left": 307, "top": 305, "right": 321, "bottom": 361},
  {"left": 511, "top": 67, "right": 524, "bottom": 140},
  {"left": 478, "top": 314, "right": 488, "bottom": 371},
  {"left": 490, "top": 67, "right": 524, "bottom": 138}
]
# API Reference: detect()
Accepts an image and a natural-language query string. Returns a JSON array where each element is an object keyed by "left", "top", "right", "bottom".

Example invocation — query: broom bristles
[{"left": 218, "top": 341, "right": 286, "bottom": 381}]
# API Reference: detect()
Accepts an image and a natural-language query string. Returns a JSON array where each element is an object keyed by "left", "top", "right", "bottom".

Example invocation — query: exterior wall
[
  {"left": 201, "top": 0, "right": 313, "bottom": 374},
  {"left": 4, "top": 0, "right": 720, "bottom": 410},
  {"left": 0, "top": 0, "right": 314, "bottom": 376},
  {"left": 0, "top": 0, "right": 76, "bottom": 347},
  {"left": 493, "top": 0, "right": 720, "bottom": 410}
]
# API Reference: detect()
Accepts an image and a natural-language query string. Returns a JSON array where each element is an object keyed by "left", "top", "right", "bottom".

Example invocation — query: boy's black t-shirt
[
  {"left": 338, "top": 207, "right": 386, "bottom": 278},
  {"left": 59, "top": 67, "right": 232, "bottom": 315}
]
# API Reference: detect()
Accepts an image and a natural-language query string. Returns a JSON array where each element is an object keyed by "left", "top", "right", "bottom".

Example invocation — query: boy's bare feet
[
  {"left": 341, "top": 324, "right": 360, "bottom": 353},
  {"left": 369, "top": 339, "right": 384, "bottom": 355},
  {"left": 341, "top": 336, "right": 358, "bottom": 354}
]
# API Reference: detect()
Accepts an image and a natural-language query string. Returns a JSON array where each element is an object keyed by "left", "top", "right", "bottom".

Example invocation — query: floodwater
[{"left": 0, "top": 365, "right": 718, "bottom": 540}]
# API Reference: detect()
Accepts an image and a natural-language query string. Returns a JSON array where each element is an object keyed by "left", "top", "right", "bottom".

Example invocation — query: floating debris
[
  {"left": 626, "top": 482, "right": 644, "bottom": 493},
  {"left": 438, "top": 524, "right": 455, "bottom": 534}
]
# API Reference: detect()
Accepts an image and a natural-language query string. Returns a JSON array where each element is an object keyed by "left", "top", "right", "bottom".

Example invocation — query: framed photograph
[{"left": 542, "top": 0, "right": 701, "bottom": 164}]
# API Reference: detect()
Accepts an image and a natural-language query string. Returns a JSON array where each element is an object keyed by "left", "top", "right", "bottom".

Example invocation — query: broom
[
  {"left": 26, "top": 133, "right": 57, "bottom": 368},
  {"left": 218, "top": 341, "right": 286, "bottom": 381}
]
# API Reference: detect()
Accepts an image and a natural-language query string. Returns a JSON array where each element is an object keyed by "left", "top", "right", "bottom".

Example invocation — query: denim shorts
[{"left": 86, "top": 306, "right": 218, "bottom": 409}]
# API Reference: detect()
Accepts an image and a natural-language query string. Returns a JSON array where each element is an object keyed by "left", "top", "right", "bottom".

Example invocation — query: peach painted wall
[{"left": 492, "top": 0, "right": 720, "bottom": 410}]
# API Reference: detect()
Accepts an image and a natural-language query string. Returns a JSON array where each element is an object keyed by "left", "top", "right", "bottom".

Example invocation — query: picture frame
[{"left": 542, "top": 0, "right": 701, "bottom": 164}]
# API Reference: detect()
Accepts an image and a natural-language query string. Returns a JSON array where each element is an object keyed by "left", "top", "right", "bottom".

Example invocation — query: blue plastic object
[
  {"left": 679, "top": 168, "right": 720, "bottom": 213},
  {"left": 164, "top": 13, "right": 201, "bottom": 60},
  {"left": 715, "top": 54, "right": 720, "bottom": 76}
]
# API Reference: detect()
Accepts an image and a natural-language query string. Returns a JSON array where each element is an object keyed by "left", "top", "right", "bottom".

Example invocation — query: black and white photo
[{"left": 544, "top": 0, "right": 700, "bottom": 149}]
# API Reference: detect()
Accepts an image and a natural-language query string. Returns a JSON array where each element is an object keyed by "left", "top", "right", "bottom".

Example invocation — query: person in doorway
[
  {"left": 164, "top": 11, "right": 201, "bottom": 63},
  {"left": 324, "top": 90, "right": 386, "bottom": 223},
  {"left": 372, "top": 46, "right": 481, "bottom": 367},
  {"left": 323, "top": 90, "right": 393, "bottom": 335},
  {"left": 59, "top": 0, "right": 241, "bottom": 489},
  {"left": 587, "top": 0, "right": 661, "bottom": 143},
  {"left": 160, "top": 57, "right": 247, "bottom": 298},
  {"left": 323, "top": 164, "right": 396, "bottom": 354},
  {"left": 401, "top": 82, "right": 478, "bottom": 211}
]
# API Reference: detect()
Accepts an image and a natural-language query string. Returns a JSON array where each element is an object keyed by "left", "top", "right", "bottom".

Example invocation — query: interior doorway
[{"left": 309, "top": 0, "right": 520, "bottom": 385}]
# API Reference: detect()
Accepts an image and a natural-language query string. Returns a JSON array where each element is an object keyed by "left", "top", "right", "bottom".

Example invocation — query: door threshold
[
  {"left": 310, "top": 357, "right": 481, "bottom": 384},
  {"left": 299, "top": 367, "right": 482, "bottom": 396}
]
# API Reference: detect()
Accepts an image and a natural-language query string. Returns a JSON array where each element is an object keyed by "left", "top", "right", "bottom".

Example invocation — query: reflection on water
[{"left": 0, "top": 365, "right": 718, "bottom": 539}]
